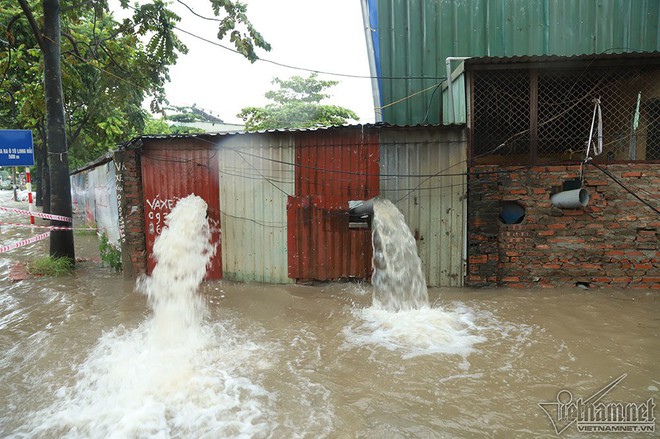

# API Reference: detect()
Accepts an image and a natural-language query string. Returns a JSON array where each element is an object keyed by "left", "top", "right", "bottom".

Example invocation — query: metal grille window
[
  {"left": 471, "top": 62, "right": 660, "bottom": 164},
  {"left": 473, "top": 70, "right": 530, "bottom": 162}
]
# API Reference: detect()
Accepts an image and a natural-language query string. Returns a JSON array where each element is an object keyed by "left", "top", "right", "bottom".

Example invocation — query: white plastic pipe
[{"left": 551, "top": 188, "right": 590, "bottom": 209}]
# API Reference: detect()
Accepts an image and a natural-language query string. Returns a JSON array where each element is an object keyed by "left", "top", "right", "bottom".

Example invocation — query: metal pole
[
  {"left": 26, "top": 166, "right": 33, "bottom": 224},
  {"left": 12, "top": 166, "right": 17, "bottom": 201}
]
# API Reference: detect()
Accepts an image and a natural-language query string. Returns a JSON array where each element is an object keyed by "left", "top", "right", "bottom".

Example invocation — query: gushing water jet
[{"left": 369, "top": 199, "right": 429, "bottom": 311}]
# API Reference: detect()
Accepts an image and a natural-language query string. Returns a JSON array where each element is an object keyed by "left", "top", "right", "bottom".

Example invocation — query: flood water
[{"left": 1, "top": 190, "right": 658, "bottom": 438}]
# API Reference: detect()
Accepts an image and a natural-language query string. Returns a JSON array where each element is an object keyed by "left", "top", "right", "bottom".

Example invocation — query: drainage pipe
[
  {"left": 349, "top": 198, "right": 375, "bottom": 219},
  {"left": 550, "top": 188, "right": 590, "bottom": 209}
]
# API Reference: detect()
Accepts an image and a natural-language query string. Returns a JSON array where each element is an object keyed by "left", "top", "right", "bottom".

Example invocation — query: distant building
[{"left": 165, "top": 105, "right": 245, "bottom": 132}]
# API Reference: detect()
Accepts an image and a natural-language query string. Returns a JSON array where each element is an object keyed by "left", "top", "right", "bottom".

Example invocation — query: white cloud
[{"left": 161, "top": 0, "right": 375, "bottom": 124}]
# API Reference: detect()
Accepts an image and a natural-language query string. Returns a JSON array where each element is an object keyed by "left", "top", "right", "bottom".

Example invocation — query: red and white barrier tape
[
  {"left": 0, "top": 206, "right": 72, "bottom": 223},
  {"left": 0, "top": 232, "right": 50, "bottom": 253},
  {"left": 0, "top": 222, "right": 96, "bottom": 232}
]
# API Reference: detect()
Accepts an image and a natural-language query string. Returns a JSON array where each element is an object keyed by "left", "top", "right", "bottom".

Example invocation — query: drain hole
[{"left": 499, "top": 201, "right": 526, "bottom": 225}]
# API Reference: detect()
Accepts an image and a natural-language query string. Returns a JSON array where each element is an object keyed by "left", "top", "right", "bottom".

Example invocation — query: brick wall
[
  {"left": 113, "top": 149, "right": 146, "bottom": 278},
  {"left": 467, "top": 163, "right": 659, "bottom": 289}
]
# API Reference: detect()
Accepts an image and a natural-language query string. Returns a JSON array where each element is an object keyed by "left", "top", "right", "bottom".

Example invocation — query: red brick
[
  {"left": 580, "top": 263, "right": 601, "bottom": 269},
  {"left": 634, "top": 263, "right": 653, "bottom": 269},
  {"left": 613, "top": 277, "right": 633, "bottom": 283},
  {"left": 470, "top": 255, "right": 488, "bottom": 263}
]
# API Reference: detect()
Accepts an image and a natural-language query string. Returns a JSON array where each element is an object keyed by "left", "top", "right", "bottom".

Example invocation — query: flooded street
[{"left": 1, "top": 190, "right": 658, "bottom": 438}]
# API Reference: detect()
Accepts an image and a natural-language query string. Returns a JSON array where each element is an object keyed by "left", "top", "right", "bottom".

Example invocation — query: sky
[{"left": 126, "top": 0, "right": 377, "bottom": 125}]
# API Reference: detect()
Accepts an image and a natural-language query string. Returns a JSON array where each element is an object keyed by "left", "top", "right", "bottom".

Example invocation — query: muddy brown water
[{"left": 0, "top": 191, "right": 658, "bottom": 438}]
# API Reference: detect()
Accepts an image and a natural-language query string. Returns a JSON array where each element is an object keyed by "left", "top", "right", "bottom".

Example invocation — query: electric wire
[
  {"left": 590, "top": 162, "right": 660, "bottom": 215},
  {"left": 123, "top": 2, "right": 446, "bottom": 81}
]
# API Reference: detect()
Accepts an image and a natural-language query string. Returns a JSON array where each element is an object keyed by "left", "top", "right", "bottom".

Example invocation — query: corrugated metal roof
[
  {"left": 464, "top": 51, "right": 660, "bottom": 69},
  {"left": 70, "top": 152, "right": 114, "bottom": 175},
  {"left": 120, "top": 123, "right": 462, "bottom": 150}
]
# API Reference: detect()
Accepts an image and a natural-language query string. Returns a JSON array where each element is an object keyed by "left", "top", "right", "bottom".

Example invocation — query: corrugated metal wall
[
  {"left": 218, "top": 133, "right": 295, "bottom": 283},
  {"left": 379, "top": 126, "right": 467, "bottom": 286},
  {"left": 372, "top": 0, "right": 660, "bottom": 125},
  {"left": 129, "top": 125, "right": 469, "bottom": 285},
  {"left": 140, "top": 139, "right": 222, "bottom": 278},
  {"left": 288, "top": 127, "right": 380, "bottom": 280}
]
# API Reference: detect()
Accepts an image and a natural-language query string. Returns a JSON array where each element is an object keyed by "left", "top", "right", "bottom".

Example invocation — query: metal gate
[{"left": 287, "top": 128, "right": 380, "bottom": 281}]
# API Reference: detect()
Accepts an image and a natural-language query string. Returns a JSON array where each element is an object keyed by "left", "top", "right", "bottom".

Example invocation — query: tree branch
[
  {"left": 61, "top": 0, "right": 95, "bottom": 13},
  {"left": 61, "top": 31, "right": 84, "bottom": 59},
  {"left": 16, "top": 0, "right": 46, "bottom": 53}
]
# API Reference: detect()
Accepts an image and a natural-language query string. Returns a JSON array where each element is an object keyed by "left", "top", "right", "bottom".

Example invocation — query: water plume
[
  {"left": 21, "top": 195, "right": 273, "bottom": 438},
  {"left": 371, "top": 199, "right": 429, "bottom": 311},
  {"left": 344, "top": 199, "right": 485, "bottom": 360}
]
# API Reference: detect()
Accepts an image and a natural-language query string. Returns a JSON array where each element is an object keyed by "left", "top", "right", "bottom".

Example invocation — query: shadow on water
[{"left": 0, "top": 191, "right": 658, "bottom": 438}]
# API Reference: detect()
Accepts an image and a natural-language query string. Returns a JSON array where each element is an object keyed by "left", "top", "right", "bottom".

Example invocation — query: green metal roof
[{"left": 368, "top": 0, "right": 660, "bottom": 125}]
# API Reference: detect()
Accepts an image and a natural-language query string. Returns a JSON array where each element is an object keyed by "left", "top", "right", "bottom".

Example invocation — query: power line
[
  {"left": 590, "top": 162, "right": 660, "bottom": 215},
  {"left": 120, "top": 2, "right": 445, "bottom": 81},
  {"left": 173, "top": 26, "right": 445, "bottom": 81}
]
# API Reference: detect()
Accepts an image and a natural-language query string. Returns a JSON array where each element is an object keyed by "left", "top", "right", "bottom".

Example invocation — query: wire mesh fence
[{"left": 472, "top": 64, "right": 660, "bottom": 164}]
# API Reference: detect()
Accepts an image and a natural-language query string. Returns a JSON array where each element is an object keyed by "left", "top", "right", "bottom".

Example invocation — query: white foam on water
[
  {"left": 344, "top": 305, "right": 487, "bottom": 360},
  {"left": 24, "top": 323, "right": 274, "bottom": 438},
  {"left": 18, "top": 195, "right": 275, "bottom": 438}
]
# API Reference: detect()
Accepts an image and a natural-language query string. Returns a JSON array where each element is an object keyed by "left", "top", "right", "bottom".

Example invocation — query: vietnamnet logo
[{"left": 538, "top": 374, "right": 655, "bottom": 435}]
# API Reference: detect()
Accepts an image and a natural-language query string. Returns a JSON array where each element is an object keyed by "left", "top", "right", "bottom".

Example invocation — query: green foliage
[
  {"left": 238, "top": 74, "right": 359, "bottom": 131},
  {"left": 142, "top": 115, "right": 204, "bottom": 136},
  {"left": 1, "top": 0, "right": 269, "bottom": 169},
  {"left": 99, "top": 232, "right": 122, "bottom": 272},
  {"left": 26, "top": 256, "right": 74, "bottom": 276},
  {"left": 170, "top": 125, "right": 205, "bottom": 134},
  {"left": 168, "top": 113, "right": 204, "bottom": 123},
  {"left": 210, "top": 0, "right": 271, "bottom": 62},
  {"left": 143, "top": 117, "right": 173, "bottom": 135}
]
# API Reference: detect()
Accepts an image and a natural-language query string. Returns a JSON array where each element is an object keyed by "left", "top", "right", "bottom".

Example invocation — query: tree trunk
[
  {"left": 43, "top": 0, "right": 74, "bottom": 261},
  {"left": 42, "top": 146, "right": 51, "bottom": 214}
]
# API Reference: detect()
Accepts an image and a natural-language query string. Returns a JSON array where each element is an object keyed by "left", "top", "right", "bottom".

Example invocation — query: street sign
[{"left": 0, "top": 130, "right": 34, "bottom": 166}]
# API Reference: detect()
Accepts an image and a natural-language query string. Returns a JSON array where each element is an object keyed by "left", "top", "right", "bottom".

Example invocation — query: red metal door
[
  {"left": 140, "top": 140, "right": 222, "bottom": 279},
  {"left": 287, "top": 128, "right": 379, "bottom": 281}
]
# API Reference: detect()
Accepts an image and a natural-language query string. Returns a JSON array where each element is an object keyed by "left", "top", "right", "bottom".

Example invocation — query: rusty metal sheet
[
  {"left": 288, "top": 128, "right": 379, "bottom": 281},
  {"left": 140, "top": 138, "right": 222, "bottom": 279}
]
